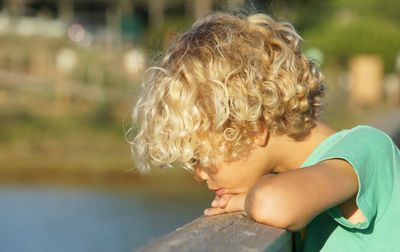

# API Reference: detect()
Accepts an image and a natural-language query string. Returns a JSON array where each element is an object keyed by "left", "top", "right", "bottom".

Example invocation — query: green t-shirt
[{"left": 298, "top": 125, "right": 400, "bottom": 252}]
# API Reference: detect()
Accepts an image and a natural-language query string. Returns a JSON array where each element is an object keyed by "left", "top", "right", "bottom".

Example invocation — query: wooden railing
[
  {"left": 138, "top": 109, "right": 400, "bottom": 252},
  {"left": 138, "top": 212, "right": 292, "bottom": 252}
]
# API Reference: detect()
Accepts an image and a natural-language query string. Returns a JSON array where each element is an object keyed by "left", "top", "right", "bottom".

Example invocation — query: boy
[{"left": 130, "top": 12, "right": 400, "bottom": 251}]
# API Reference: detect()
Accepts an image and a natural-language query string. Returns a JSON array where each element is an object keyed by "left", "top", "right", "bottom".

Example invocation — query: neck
[{"left": 267, "top": 122, "right": 336, "bottom": 173}]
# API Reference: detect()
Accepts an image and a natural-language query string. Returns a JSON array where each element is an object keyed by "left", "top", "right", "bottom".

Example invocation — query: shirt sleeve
[{"left": 316, "top": 125, "right": 396, "bottom": 229}]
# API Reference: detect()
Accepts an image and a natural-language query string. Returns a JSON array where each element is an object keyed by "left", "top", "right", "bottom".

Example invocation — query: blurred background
[{"left": 0, "top": 0, "right": 399, "bottom": 251}]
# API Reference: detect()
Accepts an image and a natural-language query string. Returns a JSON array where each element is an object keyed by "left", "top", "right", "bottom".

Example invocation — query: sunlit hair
[{"left": 130, "top": 12, "right": 325, "bottom": 173}]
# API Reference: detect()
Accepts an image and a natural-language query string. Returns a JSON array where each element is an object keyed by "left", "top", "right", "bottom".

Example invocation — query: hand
[{"left": 204, "top": 193, "right": 246, "bottom": 216}]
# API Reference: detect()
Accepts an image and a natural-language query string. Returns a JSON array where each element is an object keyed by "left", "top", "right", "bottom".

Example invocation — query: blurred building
[{"left": 348, "top": 55, "right": 383, "bottom": 106}]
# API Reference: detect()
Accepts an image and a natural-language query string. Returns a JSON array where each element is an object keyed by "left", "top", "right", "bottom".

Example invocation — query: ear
[{"left": 253, "top": 127, "right": 269, "bottom": 147}]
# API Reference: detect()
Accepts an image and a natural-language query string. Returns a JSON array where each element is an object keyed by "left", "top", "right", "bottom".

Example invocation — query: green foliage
[
  {"left": 89, "top": 101, "right": 116, "bottom": 127},
  {"left": 260, "top": 0, "right": 400, "bottom": 72},
  {"left": 144, "top": 15, "right": 194, "bottom": 61},
  {"left": 303, "top": 15, "right": 400, "bottom": 72}
]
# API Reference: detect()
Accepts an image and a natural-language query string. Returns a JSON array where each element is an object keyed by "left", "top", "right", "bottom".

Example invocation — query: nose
[{"left": 194, "top": 166, "right": 209, "bottom": 182}]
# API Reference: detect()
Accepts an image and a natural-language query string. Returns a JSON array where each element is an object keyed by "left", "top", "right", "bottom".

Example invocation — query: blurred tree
[
  {"left": 194, "top": 0, "right": 214, "bottom": 19},
  {"left": 58, "top": 0, "right": 73, "bottom": 23},
  {"left": 149, "top": 0, "right": 164, "bottom": 28},
  {"left": 300, "top": 0, "right": 400, "bottom": 72}
]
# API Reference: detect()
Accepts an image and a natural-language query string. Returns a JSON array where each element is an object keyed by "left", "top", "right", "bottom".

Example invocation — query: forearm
[
  {"left": 244, "top": 160, "right": 358, "bottom": 231},
  {"left": 244, "top": 175, "right": 309, "bottom": 231}
]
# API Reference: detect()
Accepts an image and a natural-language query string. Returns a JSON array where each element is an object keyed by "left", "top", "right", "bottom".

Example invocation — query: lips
[{"left": 213, "top": 188, "right": 225, "bottom": 197}]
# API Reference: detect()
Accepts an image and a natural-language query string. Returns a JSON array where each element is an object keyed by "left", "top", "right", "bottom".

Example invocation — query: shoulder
[
  {"left": 307, "top": 125, "right": 396, "bottom": 174},
  {"left": 347, "top": 125, "right": 391, "bottom": 139},
  {"left": 328, "top": 125, "right": 394, "bottom": 155}
]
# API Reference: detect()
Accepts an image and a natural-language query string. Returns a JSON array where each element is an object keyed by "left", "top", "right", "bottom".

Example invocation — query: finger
[
  {"left": 217, "top": 198, "right": 226, "bottom": 207},
  {"left": 211, "top": 195, "right": 221, "bottom": 207},
  {"left": 217, "top": 195, "right": 228, "bottom": 208},
  {"left": 217, "top": 194, "right": 233, "bottom": 208},
  {"left": 204, "top": 207, "right": 226, "bottom": 216}
]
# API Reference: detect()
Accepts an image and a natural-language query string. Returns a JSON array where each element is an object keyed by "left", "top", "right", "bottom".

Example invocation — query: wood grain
[{"left": 138, "top": 212, "right": 292, "bottom": 252}]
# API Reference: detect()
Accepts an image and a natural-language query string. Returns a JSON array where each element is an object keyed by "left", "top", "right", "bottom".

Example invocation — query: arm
[{"left": 245, "top": 159, "right": 358, "bottom": 231}]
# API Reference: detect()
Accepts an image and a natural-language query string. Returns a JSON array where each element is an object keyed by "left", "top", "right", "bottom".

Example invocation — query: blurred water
[{"left": 0, "top": 185, "right": 208, "bottom": 252}]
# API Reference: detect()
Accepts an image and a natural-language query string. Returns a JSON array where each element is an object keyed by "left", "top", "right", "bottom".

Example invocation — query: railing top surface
[{"left": 138, "top": 212, "right": 291, "bottom": 252}]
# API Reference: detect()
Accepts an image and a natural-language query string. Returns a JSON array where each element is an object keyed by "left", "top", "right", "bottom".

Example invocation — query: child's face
[{"left": 194, "top": 142, "right": 273, "bottom": 195}]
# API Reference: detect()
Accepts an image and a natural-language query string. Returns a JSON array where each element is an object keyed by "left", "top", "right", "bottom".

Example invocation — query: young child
[{"left": 130, "top": 12, "right": 400, "bottom": 251}]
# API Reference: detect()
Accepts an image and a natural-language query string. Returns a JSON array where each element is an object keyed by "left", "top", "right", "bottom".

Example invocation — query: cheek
[
  {"left": 239, "top": 173, "right": 263, "bottom": 188},
  {"left": 209, "top": 170, "right": 231, "bottom": 185},
  {"left": 211, "top": 163, "right": 254, "bottom": 186}
]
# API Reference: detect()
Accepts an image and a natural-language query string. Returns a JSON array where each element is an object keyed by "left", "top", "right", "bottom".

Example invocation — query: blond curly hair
[{"left": 130, "top": 12, "right": 325, "bottom": 173}]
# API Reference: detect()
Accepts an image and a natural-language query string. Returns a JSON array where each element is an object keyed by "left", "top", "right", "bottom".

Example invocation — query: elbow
[{"left": 245, "top": 184, "right": 307, "bottom": 231}]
